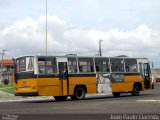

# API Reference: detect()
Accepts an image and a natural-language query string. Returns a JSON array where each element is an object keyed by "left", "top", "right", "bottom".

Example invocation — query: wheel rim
[
  {"left": 135, "top": 87, "right": 139, "bottom": 94},
  {"left": 77, "top": 89, "right": 83, "bottom": 98},
  {"left": 134, "top": 86, "right": 139, "bottom": 95}
]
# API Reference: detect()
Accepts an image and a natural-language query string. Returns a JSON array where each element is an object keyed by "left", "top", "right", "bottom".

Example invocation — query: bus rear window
[
  {"left": 16, "top": 57, "right": 34, "bottom": 72},
  {"left": 17, "top": 58, "right": 25, "bottom": 71}
]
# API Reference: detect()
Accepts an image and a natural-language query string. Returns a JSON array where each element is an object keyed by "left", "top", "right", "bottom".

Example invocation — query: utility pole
[
  {"left": 99, "top": 39, "right": 103, "bottom": 56},
  {"left": 0, "top": 49, "right": 7, "bottom": 84},
  {"left": 45, "top": 0, "right": 48, "bottom": 55}
]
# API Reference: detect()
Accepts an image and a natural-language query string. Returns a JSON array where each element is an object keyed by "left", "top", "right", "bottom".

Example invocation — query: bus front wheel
[
  {"left": 54, "top": 96, "right": 67, "bottom": 101},
  {"left": 71, "top": 86, "right": 86, "bottom": 100}
]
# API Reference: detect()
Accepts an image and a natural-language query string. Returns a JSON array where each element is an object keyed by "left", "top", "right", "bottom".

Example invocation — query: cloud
[{"left": 0, "top": 15, "right": 160, "bottom": 59}]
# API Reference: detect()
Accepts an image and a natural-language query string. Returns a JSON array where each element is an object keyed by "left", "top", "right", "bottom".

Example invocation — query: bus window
[
  {"left": 95, "top": 58, "right": 109, "bottom": 72},
  {"left": 20, "top": 58, "right": 26, "bottom": 71},
  {"left": 139, "top": 63, "right": 143, "bottom": 75},
  {"left": 38, "top": 57, "right": 57, "bottom": 74},
  {"left": 52, "top": 58, "right": 57, "bottom": 73},
  {"left": 68, "top": 58, "right": 77, "bottom": 73},
  {"left": 46, "top": 60, "right": 53, "bottom": 74},
  {"left": 19, "top": 58, "right": 26, "bottom": 71},
  {"left": 110, "top": 58, "right": 124, "bottom": 72},
  {"left": 16, "top": 57, "right": 34, "bottom": 72},
  {"left": 125, "top": 59, "right": 137, "bottom": 72},
  {"left": 26, "top": 57, "right": 34, "bottom": 71},
  {"left": 38, "top": 58, "right": 46, "bottom": 74},
  {"left": 78, "top": 58, "right": 94, "bottom": 73},
  {"left": 16, "top": 60, "right": 20, "bottom": 72}
]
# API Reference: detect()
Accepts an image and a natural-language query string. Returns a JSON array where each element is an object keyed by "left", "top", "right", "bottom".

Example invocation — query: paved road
[{"left": 0, "top": 84, "right": 160, "bottom": 120}]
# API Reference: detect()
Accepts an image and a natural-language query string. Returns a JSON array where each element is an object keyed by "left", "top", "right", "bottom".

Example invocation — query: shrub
[{"left": 3, "top": 79, "right": 9, "bottom": 85}]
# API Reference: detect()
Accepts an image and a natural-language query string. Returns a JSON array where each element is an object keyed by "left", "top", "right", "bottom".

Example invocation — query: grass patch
[
  {"left": 0, "top": 84, "right": 15, "bottom": 94},
  {"left": 0, "top": 84, "right": 14, "bottom": 88}
]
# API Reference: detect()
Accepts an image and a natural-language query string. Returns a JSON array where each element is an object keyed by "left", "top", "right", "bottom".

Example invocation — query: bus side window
[
  {"left": 38, "top": 57, "right": 57, "bottom": 74},
  {"left": 38, "top": 58, "right": 46, "bottom": 74},
  {"left": 46, "top": 58, "right": 57, "bottom": 74},
  {"left": 78, "top": 58, "right": 94, "bottom": 73},
  {"left": 82, "top": 66, "right": 87, "bottom": 72},
  {"left": 79, "top": 66, "right": 82, "bottom": 72},
  {"left": 96, "top": 66, "right": 100, "bottom": 72},
  {"left": 52, "top": 58, "right": 57, "bottom": 73},
  {"left": 110, "top": 58, "right": 124, "bottom": 72},
  {"left": 125, "top": 66, "right": 129, "bottom": 72},
  {"left": 68, "top": 58, "right": 77, "bottom": 73},
  {"left": 91, "top": 66, "right": 94, "bottom": 72},
  {"left": 139, "top": 63, "right": 143, "bottom": 75},
  {"left": 46, "top": 60, "right": 53, "bottom": 74},
  {"left": 95, "top": 58, "right": 109, "bottom": 72},
  {"left": 125, "top": 59, "right": 137, "bottom": 72}
]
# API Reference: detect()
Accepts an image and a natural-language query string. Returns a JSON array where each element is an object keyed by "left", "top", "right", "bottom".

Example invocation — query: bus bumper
[{"left": 15, "top": 92, "right": 39, "bottom": 96}]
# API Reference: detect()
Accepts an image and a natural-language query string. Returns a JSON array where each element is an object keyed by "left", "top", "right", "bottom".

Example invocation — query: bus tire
[
  {"left": 132, "top": 84, "right": 140, "bottom": 96},
  {"left": 71, "top": 86, "right": 86, "bottom": 100},
  {"left": 54, "top": 96, "right": 67, "bottom": 101},
  {"left": 112, "top": 92, "right": 120, "bottom": 97}
]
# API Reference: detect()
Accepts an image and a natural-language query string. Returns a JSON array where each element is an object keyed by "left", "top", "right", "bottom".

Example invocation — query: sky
[{"left": 0, "top": 0, "right": 160, "bottom": 68}]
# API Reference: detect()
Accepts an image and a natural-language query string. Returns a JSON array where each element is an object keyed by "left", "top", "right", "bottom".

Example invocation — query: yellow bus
[{"left": 14, "top": 55, "right": 153, "bottom": 101}]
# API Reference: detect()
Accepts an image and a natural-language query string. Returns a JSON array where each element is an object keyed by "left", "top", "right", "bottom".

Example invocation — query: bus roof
[{"left": 16, "top": 55, "right": 148, "bottom": 60}]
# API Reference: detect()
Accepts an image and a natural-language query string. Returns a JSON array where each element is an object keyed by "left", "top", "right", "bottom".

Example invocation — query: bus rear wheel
[
  {"left": 71, "top": 86, "right": 86, "bottom": 100},
  {"left": 54, "top": 96, "right": 67, "bottom": 101},
  {"left": 132, "top": 84, "right": 140, "bottom": 96},
  {"left": 112, "top": 92, "right": 120, "bottom": 97}
]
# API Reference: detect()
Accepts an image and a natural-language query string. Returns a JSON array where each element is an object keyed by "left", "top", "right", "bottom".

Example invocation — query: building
[{"left": 0, "top": 59, "right": 14, "bottom": 84}]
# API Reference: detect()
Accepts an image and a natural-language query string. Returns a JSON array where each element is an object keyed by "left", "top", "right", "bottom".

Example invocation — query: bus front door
[
  {"left": 139, "top": 63, "right": 151, "bottom": 89},
  {"left": 144, "top": 63, "right": 151, "bottom": 89},
  {"left": 58, "top": 62, "right": 69, "bottom": 95}
]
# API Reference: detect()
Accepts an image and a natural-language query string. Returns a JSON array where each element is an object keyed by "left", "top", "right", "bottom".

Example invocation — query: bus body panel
[
  {"left": 124, "top": 75, "right": 145, "bottom": 90},
  {"left": 15, "top": 76, "right": 97, "bottom": 96},
  {"left": 69, "top": 76, "right": 97, "bottom": 94},
  {"left": 124, "top": 75, "right": 143, "bottom": 83},
  {"left": 37, "top": 78, "right": 60, "bottom": 96},
  {"left": 112, "top": 82, "right": 133, "bottom": 92},
  {"left": 112, "top": 75, "right": 145, "bottom": 93},
  {"left": 15, "top": 79, "right": 38, "bottom": 94}
]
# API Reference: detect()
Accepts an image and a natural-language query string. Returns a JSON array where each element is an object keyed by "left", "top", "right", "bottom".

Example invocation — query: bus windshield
[{"left": 16, "top": 56, "right": 34, "bottom": 72}]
